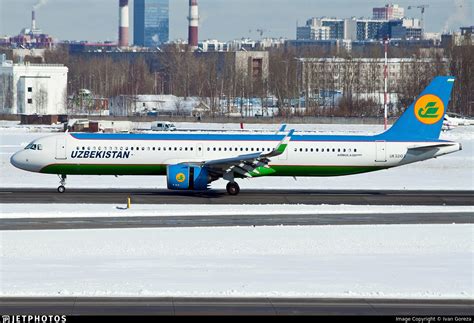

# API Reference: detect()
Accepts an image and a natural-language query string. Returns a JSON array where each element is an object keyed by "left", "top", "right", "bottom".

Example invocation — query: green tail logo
[{"left": 418, "top": 102, "right": 440, "bottom": 119}]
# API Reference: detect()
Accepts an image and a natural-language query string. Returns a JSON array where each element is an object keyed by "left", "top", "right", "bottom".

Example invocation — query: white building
[
  {"left": 0, "top": 56, "right": 68, "bottom": 115},
  {"left": 373, "top": 4, "right": 405, "bottom": 20}
]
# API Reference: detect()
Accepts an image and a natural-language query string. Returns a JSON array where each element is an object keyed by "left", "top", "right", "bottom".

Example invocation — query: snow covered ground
[
  {"left": 1, "top": 121, "right": 472, "bottom": 299},
  {"left": 1, "top": 224, "right": 472, "bottom": 298},
  {"left": 0, "top": 203, "right": 472, "bottom": 219},
  {"left": 1, "top": 120, "right": 473, "bottom": 191}
]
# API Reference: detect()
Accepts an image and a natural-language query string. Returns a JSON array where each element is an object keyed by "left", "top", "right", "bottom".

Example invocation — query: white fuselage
[{"left": 10, "top": 132, "right": 461, "bottom": 177}]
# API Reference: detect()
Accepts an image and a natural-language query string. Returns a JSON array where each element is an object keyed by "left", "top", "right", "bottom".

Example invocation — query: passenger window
[
  {"left": 354, "top": 149, "right": 357, "bottom": 152},
  {"left": 190, "top": 148, "right": 193, "bottom": 151},
  {"left": 294, "top": 148, "right": 297, "bottom": 152}
]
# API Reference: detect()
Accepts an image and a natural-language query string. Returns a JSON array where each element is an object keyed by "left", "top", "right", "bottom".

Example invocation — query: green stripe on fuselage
[{"left": 41, "top": 164, "right": 386, "bottom": 177}]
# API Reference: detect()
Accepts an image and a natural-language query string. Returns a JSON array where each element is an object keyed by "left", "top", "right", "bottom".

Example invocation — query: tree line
[{"left": 39, "top": 43, "right": 473, "bottom": 117}]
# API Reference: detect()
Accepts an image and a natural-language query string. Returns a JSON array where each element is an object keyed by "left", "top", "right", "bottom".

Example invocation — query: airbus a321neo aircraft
[{"left": 11, "top": 76, "right": 461, "bottom": 195}]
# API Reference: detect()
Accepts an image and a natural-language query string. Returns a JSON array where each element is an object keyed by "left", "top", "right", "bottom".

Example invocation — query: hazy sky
[{"left": 0, "top": 0, "right": 472, "bottom": 42}]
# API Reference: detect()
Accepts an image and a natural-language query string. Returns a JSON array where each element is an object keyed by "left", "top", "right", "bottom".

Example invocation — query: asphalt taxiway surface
[
  {"left": 1, "top": 188, "right": 473, "bottom": 205},
  {"left": 1, "top": 212, "right": 472, "bottom": 230},
  {"left": 1, "top": 297, "right": 473, "bottom": 315}
]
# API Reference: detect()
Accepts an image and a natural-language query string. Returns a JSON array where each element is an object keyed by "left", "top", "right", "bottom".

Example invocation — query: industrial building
[
  {"left": 0, "top": 55, "right": 68, "bottom": 115},
  {"left": 134, "top": 0, "right": 170, "bottom": 47},
  {"left": 297, "top": 57, "right": 448, "bottom": 109},
  {"left": 373, "top": 4, "right": 405, "bottom": 20},
  {"left": 297, "top": 16, "right": 420, "bottom": 42},
  {"left": 8, "top": 9, "right": 53, "bottom": 49}
]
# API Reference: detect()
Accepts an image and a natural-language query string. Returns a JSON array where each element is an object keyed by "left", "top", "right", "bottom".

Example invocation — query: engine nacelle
[{"left": 167, "top": 164, "right": 210, "bottom": 191}]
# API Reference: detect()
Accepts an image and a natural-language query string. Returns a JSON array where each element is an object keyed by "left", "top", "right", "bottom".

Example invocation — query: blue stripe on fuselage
[{"left": 70, "top": 132, "right": 447, "bottom": 143}]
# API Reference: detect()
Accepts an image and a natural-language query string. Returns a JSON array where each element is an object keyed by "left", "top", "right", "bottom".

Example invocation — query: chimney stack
[
  {"left": 188, "top": 0, "right": 199, "bottom": 50},
  {"left": 119, "top": 0, "right": 129, "bottom": 48},
  {"left": 31, "top": 9, "right": 36, "bottom": 31}
]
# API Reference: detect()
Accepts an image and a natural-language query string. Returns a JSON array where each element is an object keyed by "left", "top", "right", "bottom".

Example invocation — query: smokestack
[
  {"left": 31, "top": 9, "right": 36, "bottom": 31},
  {"left": 188, "top": 0, "right": 199, "bottom": 50},
  {"left": 118, "top": 0, "right": 129, "bottom": 48}
]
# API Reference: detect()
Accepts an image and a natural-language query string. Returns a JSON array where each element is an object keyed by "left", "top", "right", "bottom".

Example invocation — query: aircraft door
[
  {"left": 375, "top": 141, "right": 386, "bottom": 162},
  {"left": 55, "top": 138, "right": 67, "bottom": 160}
]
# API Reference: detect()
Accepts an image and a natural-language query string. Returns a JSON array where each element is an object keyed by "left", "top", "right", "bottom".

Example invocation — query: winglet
[
  {"left": 277, "top": 124, "right": 287, "bottom": 133},
  {"left": 264, "top": 129, "right": 295, "bottom": 157}
]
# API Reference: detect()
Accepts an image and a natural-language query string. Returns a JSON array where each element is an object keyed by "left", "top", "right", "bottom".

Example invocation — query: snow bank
[
  {"left": 1, "top": 224, "right": 472, "bottom": 298},
  {"left": 0, "top": 203, "right": 472, "bottom": 219}
]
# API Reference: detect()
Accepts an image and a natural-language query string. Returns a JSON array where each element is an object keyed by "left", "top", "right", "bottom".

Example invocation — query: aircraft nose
[
  {"left": 10, "top": 151, "right": 22, "bottom": 169},
  {"left": 10, "top": 151, "right": 30, "bottom": 171}
]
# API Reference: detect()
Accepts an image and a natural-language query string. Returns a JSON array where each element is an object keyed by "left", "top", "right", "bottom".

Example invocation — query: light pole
[{"left": 383, "top": 37, "right": 390, "bottom": 130}]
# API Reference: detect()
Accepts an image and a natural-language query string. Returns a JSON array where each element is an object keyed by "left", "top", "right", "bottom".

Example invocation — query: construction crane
[{"left": 407, "top": 4, "right": 429, "bottom": 35}]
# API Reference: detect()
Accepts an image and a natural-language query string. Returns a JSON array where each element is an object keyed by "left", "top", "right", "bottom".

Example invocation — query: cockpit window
[{"left": 25, "top": 143, "right": 42, "bottom": 150}]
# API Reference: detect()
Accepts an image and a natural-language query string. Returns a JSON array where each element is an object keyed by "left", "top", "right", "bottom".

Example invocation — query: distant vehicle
[
  {"left": 442, "top": 117, "right": 455, "bottom": 131},
  {"left": 151, "top": 122, "right": 177, "bottom": 131}
]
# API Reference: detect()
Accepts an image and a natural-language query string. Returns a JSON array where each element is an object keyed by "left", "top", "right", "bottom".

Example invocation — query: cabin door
[
  {"left": 55, "top": 138, "right": 67, "bottom": 160},
  {"left": 375, "top": 141, "right": 387, "bottom": 162}
]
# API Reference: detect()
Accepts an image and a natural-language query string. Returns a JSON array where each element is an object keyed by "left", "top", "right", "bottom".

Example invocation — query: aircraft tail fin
[{"left": 382, "top": 76, "right": 455, "bottom": 141}]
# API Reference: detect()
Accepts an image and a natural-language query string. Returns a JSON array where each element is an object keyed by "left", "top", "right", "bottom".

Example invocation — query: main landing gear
[
  {"left": 226, "top": 182, "right": 240, "bottom": 196},
  {"left": 57, "top": 174, "right": 67, "bottom": 193}
]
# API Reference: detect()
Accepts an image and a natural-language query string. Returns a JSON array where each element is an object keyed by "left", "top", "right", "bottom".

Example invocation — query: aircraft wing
[{"left": 186, "top": 129, "right": 294, "bottom": 178}]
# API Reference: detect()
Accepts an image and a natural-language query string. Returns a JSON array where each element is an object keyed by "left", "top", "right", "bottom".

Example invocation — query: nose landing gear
[
  {"left": 57, "top": 174, "right": 67, "bottom": 193},
  {"left": 226, "top": 181, "right": 240, "bottom": 196}
]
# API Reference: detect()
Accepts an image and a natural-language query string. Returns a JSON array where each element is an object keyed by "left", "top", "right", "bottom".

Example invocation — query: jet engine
[{"left": 166, "top": 164, "right": 210, "bottom": 191}]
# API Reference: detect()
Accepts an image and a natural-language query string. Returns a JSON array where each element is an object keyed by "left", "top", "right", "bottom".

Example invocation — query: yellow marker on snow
[{"left": 127, "top": 196, "right": 131, "bottom": 209}]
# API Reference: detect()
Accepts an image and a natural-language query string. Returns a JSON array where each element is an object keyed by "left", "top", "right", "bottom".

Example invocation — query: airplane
[{"left": 10, "top": 76, "right": 461, "bottom": 195}]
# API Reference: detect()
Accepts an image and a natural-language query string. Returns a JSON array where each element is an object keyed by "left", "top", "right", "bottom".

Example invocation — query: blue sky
[{"left": 0, "top": 0, "right": 472, "bottom": 42}]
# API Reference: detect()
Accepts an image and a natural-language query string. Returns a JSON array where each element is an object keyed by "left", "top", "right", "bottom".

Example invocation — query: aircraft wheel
[
  {"left": 226, "top": 182, "right": 240, "bottom": 196},
  {"left": 57, "top": 185, "right": 66, "bottom": 193}
]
